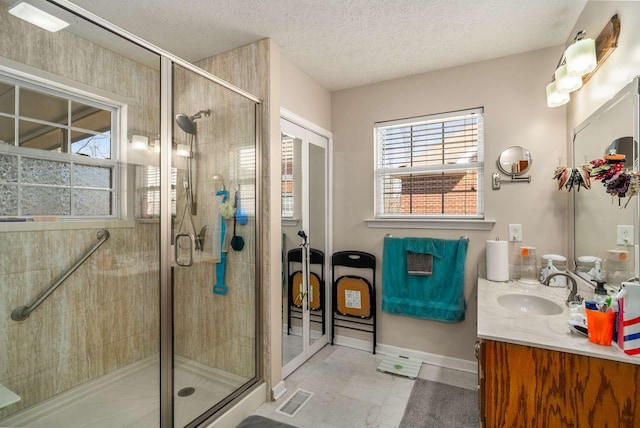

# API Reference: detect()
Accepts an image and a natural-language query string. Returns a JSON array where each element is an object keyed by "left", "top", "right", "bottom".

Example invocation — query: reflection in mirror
[
  {"left": 281, "top": 132, "right": 304, "bottom": 368},
  {"left": 308, "top": 142, "right": 326, "bottom": 349},
  {"left": 280, "top": 121, "right": 328, "bottom": 375},
  {"left": 606, "top": 137, "right": 635, "bottom": 167},
  {"left": 497, "top": 145, "right": 532, "bottom": 176},
  {"left": 573, "top": 76, "right": 639, "bottom": 285}
]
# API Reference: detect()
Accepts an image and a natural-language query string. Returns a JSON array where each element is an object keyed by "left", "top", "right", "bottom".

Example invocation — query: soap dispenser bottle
[{"left": 593, "top": 279, "right": 608, "bottom": 305}]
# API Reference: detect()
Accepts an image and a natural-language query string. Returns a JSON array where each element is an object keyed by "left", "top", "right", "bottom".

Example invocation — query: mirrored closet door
[{"left": 281, "top": 117, "right": 329, "bottom": 378}]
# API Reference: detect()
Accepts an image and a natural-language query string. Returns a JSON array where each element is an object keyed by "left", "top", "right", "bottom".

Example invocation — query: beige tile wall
[
  {"left": 194, "top": 40, "right": 272, "bottom": 386},
  {"left": 172, "top": 64, "right": 258, "bottom": 379},
  {"left": 0, "top": 226, "right": 160, "bottom": 417},
  {"left": 0, "top": 5, "right": 161, "bottom": 418}
]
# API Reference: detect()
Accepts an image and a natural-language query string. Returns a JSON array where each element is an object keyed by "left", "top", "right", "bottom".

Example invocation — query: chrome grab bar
[{"left": 11, "top": 229, "right": 110, "bottom": 322}]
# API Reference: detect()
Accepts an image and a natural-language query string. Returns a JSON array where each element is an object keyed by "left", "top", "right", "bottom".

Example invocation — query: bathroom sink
[{"left": 497, "top": 293, "right": 563, "bottom": 316}]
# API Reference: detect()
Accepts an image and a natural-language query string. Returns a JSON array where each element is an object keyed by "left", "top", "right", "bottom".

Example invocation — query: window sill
[
  {"left": 0, "top": 219, "right": 136, "bottom": 233},
  {"left": 282, "top": 218, "right": 300, "bottom": 227},
  {"left": 365, "top": 218, "right": 496, "bottom": 231}
]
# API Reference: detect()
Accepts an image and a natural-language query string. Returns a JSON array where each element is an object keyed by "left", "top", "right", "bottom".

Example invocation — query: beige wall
[
  {"left": 331, "top": 46, "right": 567, "bottom": 362},
  {"left": 280, "top": 54, "right": 332, "bottom": 131}
]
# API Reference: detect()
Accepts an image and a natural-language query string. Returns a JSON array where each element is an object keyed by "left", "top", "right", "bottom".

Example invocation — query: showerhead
[
  {"left": 175, "top": 109, "right": 211, "bottom": 135},
  {"left": 176, "top": 113, "right": 196, "bottom": 135}
]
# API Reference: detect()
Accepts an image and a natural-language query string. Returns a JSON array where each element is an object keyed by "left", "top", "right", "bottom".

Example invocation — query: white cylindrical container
[
  {"left": 576, "top": 256, "right": 601, "bottom": 274},
  {"left": 486, "top": 240, "right": 509, "bottom": 282},
  {"left": 603, "top": 249, "right": 630, "bottom": 285},
  {"left": 541, "top": 254, "right": 567, "bottom": 287},
  {"left": 520, "top": 246, "right": 538, "bottom": 283}
]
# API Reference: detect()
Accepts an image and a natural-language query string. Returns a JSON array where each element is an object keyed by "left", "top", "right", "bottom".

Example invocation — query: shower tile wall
[
  {"left": 172, "top": 64, "right": 258, "bottom": 379},
  {"left": 195, "top": 40, "right": 272, "bottom": 387},
  {"left": 0, "top": 6, "right": 160, "bottom": 418},
  {"left": 0, "top": 227, "right": 160, "bottom": 417}
]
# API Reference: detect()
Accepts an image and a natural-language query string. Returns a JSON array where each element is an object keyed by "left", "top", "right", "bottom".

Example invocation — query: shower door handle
[{"left": 175, "top": 233, "right": 194, "bottom": 267}]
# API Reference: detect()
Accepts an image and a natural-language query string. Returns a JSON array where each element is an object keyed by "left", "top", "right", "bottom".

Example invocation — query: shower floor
[{"left": 1, "top": 356, "right": 248, "bottom": 428}]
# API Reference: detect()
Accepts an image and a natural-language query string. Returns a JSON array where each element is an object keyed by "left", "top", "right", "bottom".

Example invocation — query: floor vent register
[{"left": 275, "top": 389, "right": 314, "bottom": 418}]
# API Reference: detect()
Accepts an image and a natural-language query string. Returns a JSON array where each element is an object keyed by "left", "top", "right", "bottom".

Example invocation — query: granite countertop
[{"left": 477, "top": 277, "right": 639, "bottom": 365}]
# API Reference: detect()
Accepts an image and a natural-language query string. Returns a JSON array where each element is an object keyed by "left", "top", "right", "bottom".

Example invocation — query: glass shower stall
[{"left": 0, "top": 1, "right": 262, "bottom": 427}]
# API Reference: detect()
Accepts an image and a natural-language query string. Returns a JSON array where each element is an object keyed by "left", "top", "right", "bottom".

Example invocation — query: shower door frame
[{"left": 52, "top": 2, "right": 264, "bottom": 427}]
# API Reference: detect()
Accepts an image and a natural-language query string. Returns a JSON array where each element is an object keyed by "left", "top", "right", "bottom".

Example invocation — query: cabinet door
[
  {"left": 483, "top": 340, "right": 640, "bottom": 428},
  {"left": 476, "top": 339, "right": 486, "bottom": 428}
]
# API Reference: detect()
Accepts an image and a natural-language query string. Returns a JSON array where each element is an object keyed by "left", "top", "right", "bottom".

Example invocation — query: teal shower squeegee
[{"left": 213, "top": 189, "right": 228, "bottom": 295}]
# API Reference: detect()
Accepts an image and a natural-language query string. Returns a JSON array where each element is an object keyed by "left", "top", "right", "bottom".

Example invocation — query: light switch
[
  {"left": 617, "top": 225, "right": 634, "bottom": 246},
  {"left": 508, "top": 224, "right": 523, "bottom": 242}
]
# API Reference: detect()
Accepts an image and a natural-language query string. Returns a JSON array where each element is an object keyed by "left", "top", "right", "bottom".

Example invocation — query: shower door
[
  {"left": 281, "top": 117, "right": 329, "bottom": 378},
  {"left": 170, "top": 63, "right": 259, "bottom": 427}
]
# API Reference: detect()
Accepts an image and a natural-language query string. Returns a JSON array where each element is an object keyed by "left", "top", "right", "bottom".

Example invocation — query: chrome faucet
[{"left": 542, "top": 272, "right": 582, "bottom": 306}]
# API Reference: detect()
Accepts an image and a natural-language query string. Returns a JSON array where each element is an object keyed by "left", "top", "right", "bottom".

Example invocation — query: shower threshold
[{"left": 1, "top": 356, "right": 248, "bottom": 428}]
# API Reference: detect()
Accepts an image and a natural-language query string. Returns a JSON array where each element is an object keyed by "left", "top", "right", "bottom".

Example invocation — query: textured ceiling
[{"left": 68, "top": 0, "right": 587, "bottom": 91}]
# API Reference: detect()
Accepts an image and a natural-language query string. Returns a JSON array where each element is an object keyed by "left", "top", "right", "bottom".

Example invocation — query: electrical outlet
[
  {"left": 508, "top": 224, "right": 523, "bottom": 242},
  {"left": 617, "top": 225, "right": 634, "bottom": 246}
]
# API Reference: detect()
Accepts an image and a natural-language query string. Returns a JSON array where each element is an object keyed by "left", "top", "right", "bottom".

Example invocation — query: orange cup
[{"left": 585, "top": 309, "right": 615, "bottom": 346}]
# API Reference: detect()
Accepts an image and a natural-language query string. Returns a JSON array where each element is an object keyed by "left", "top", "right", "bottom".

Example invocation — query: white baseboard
[
  {"left": 332, "top": 334, "right": 477, "bottom": 374},
  {"left": 271, "top": 381, "right": 287, "bottom": 400},
  {"left": 331, "top": 334, "right": 376, "bottom": 353}
]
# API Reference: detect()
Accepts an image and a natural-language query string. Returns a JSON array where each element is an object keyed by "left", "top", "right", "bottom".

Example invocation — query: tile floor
[{"left": 253, "top": 345, "right": 477, "bottom": 428}]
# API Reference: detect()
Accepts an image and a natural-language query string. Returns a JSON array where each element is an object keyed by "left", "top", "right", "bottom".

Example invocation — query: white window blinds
[
  {"left": 281, "top": 138, "right": 294, "bottom": 218},
  {"left": 374, "top": 107, "right": 484, "bottom": 218}
]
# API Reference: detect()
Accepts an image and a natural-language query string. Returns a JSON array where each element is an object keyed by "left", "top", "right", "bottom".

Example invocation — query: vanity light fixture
[
  {"left": 9, "top": 2, "right": 69, "bottom": 33},
  {"left": 131, "top": 135, "right": 148, "bottom": 150},
  {"left": 546, "top": 15, "right": 620, "bottom": 108}
]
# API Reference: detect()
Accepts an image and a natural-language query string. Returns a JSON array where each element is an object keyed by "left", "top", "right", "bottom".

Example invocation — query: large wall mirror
[{"left": 573, "top": 76, "right": 639, "bottom": 286}]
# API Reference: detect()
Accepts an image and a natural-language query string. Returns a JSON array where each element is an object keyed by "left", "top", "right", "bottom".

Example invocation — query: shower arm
[{"left": 11, "top": 229, "right": 110, "bottom": 322}]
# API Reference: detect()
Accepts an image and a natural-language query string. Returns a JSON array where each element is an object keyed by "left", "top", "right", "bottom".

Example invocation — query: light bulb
[
  {"left": 177, "top": 144, "right": 191, "bottom": 157},
  {"left": 554, "top": 64, "right": 582, "bottom": 93},
  {"left": 565, "top": 38, "right": 597, "bottom": 77},
  {"left": 131, "top": 135, "right": 148, "bottom": 150},
  {"left": 546, "top": 81, "right": 570, "bottom": 108}
]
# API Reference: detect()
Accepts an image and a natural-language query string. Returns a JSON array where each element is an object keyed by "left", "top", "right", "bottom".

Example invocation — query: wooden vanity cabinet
[{"left": 478, "top": 339, "right": 640, "bottom": 428}]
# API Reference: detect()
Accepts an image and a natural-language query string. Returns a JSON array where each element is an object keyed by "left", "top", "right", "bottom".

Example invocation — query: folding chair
[
  {"left": 287, "top": 248, "right": 325, "bottom": 335},
  {"left": 331, "top": 250, "right": 377, "bottom": 353}
]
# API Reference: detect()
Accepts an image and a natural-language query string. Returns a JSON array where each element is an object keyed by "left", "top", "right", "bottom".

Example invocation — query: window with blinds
[
  {"left": 374, "top": 107, "right": 484, "bottom": 218},
  {"left": 135, "top": 166, "right": 176, "bottom": 219},
  {"left": 281, "top": 138, "right": 294, "bottom": 218},
  {"left": 231, "top": 145, "right": 256, "bottom": 216}
]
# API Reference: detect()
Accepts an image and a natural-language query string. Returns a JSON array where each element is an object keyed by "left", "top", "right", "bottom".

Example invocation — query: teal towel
[
  {"left": 404, "top": 237, "right": 444, "bottom": 258},
  {"left": 381, "top": 236, "right": 468, "bottom": 322}
]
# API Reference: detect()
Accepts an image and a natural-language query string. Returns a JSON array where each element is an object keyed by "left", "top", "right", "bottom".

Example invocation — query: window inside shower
[{"left": 0, "top": 73, "right": 121, "bottom": 219}]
